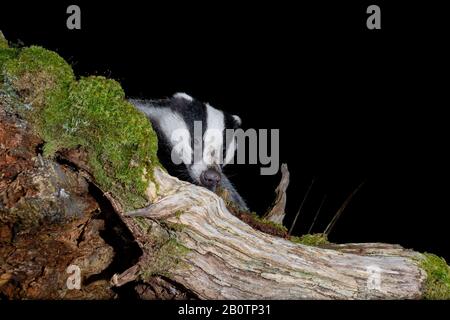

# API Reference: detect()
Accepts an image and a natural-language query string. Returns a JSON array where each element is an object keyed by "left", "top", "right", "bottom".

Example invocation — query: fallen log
[
  {"left": 111, "top": 167, "right": 428, "bottom": 299},
  {"left": 1, "top": 32, "right": 449, "bottom": 300}
]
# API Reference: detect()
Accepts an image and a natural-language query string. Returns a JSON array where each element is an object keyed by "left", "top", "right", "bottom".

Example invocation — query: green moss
[
  {"left": 0, "top": 48, "right": 19, "bottom": 81},
  {"left": 290, "top": 233, "right": 329, "bottom": 246},
  {"left": 134, "top": 216, "right": 153, "bottom": 234},
  {"left": 249, "top": 212, "right": 287, "bottom": 233},
  {"left": 2, "top": 46, "right": 75, "bottom": 113},
  {"left": 140, "top": 237, "right": 191, "bottom": 279},
  {"left": 175, "top": 210, "right": 183, "bottom": 219},
  {"left": 163, "top": 221, "right": 185, "bottom": 232},
  {"left": 1, "top": 43, "right": 160, "bottom": 210},
  {"left": 0, "top": 31, "right": 8, "bottom": 49},
  {"left": 420, "top": 253, "right": 450, "bottom": 300},
  {"left": 42, "top": 76, "right": 159, "bottom": 209},
  {"left": 137, "top": 220, "right": 190, "bottom": 279}
]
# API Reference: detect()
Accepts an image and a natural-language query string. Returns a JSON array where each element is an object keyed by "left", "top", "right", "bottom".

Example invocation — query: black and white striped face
[{"left": 131, "top": 93, "right": 241, "bottom": 190}]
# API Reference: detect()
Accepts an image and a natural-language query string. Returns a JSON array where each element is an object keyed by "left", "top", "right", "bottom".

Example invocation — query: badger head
[{"left": 135, "top": 93, "right": 242, "bottom": 192}]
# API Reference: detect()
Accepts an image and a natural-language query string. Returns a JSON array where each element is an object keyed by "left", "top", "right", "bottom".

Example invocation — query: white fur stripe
[{"left": 173, "top": 92, "right": 194, "bottom": 102}]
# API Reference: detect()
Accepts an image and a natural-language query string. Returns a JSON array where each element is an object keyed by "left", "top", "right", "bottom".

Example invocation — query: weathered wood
[
  {"left": 2, "top": 33, "right": 446, "bottom": 300},
  {"left": 113, "top": 167, "right": 427, "bottom": 300},
  {"left": 0, "top": 107, "right": 116, "bottom": 299},
  {"left": 263, "top": 163, "right": 289, "bottom": 224}
]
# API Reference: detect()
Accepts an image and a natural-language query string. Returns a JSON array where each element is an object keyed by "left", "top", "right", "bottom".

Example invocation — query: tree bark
[
  {"left": 0, "top": 92, "right": 439, "bottom": 300},
  {"left": 263, "top": 163, "right": 289, "bottom": 224},
  {"left": 1, "top": 34, "right": 445, "bottom": 299},
  {"left": 110, "top": 167, "right": 427, "bottom": 300},
  {"left": 0, "top": 104, "right": 116, "bottom": 299}
]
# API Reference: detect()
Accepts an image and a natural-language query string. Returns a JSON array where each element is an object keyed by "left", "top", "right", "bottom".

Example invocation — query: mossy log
[
  {"left": 108, "top": 167, "right": 444, "bottom": 299},
  {"left": 1, "top": 32, "right": 449, "bottom": 300}
]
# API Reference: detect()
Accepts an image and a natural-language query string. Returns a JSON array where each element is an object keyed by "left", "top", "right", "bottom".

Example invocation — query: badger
[{"left": 130, "top": 93, "right": 248, "bottom": 211}]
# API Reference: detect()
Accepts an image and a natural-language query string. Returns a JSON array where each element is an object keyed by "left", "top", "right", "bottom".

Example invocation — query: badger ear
[
  {"left": 232, "top": 115, "right": 242, "bottom": 127},
  {"left": 173, "top": 92, "right": 194, "bottom": 102}
]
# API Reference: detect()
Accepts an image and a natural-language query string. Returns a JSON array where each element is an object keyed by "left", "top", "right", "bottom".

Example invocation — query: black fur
[{"left": 130, "top": 94, "right": 248, "bottom": 211}]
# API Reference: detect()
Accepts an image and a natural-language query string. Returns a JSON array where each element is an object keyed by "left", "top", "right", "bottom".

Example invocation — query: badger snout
[{"left": 200, "top": 168, "right": 221, "bottom": 190}]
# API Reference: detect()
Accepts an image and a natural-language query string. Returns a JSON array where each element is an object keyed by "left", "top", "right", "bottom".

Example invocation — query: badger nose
[{"left": 200, "top": 169, "right": 221, "bottom": 189}]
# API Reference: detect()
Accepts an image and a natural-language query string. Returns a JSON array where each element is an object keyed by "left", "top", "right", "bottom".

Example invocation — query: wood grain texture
[
  {"left": 114, "top": 167, "right": 427, "bottom": 300},
  {"left": 263, "top": 163, "right": 289, "bottom": 224}
]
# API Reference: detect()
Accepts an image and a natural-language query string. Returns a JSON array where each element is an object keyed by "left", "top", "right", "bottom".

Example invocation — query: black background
[
  {"left": 1, "top": 300, "right": 448, "bottom": 318},
  {"left": 1, "top": 1, "right": 448, "bottom": 261}
]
